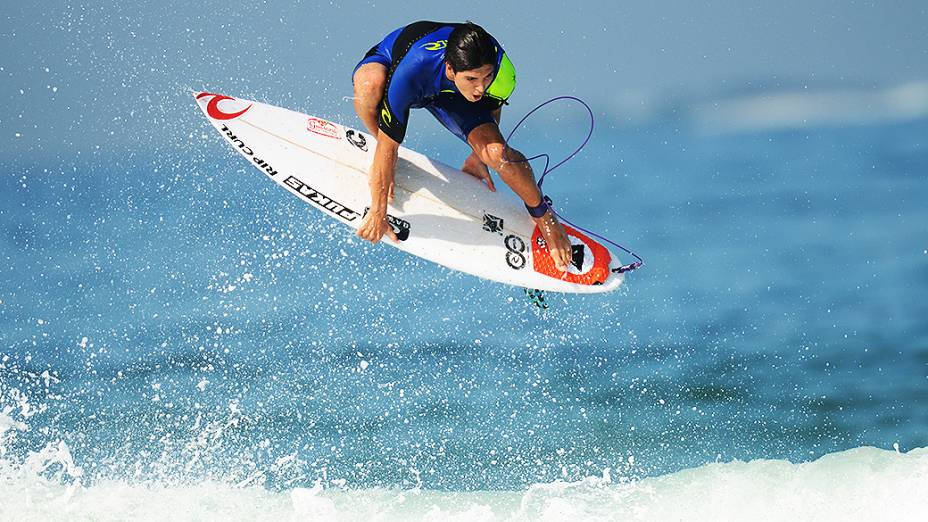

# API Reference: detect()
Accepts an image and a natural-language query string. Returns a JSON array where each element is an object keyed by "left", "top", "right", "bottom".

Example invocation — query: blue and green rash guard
[{"left": 353, "top": 21, "right": 517, "bottom": 144}]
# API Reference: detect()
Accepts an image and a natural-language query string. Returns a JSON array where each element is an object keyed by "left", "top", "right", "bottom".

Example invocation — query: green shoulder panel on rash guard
[{"left": 486, "top": 52, "right": 516, "bottom": 105}]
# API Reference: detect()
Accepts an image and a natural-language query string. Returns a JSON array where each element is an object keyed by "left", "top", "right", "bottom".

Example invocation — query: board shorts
[
  {"left": 352, "top": 25, "right": 498, "bottom": 144},
  {"left": 353, "top": 35, "right": 395, "bottom": 74}
]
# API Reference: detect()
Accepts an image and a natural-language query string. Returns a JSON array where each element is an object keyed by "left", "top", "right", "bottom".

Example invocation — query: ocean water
[{"left": 2, "top": 93, "right": 927, "bottom": 520}]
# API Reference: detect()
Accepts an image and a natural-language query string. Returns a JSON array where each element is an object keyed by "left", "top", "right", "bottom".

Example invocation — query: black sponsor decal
[
  {"left": 346, "top": 129, "right": 368, "bottom": 152},
  {"left": 571, "top": 244, "right": 586, "bottom": 271},
  {"left": 284, "top": 176, "right": 361, "bottom": 222},
  {"left": 482, "top": 213, "right": 504, "bottom": 235},
  {"left": 363, "top": 207, "right": 410, "bottom": 241},
  {"left": 504, "top": 234, "right": 526, "bottom": 270},
  {"left": 220, "top": 124, "right": 278, "bottom": 178}
]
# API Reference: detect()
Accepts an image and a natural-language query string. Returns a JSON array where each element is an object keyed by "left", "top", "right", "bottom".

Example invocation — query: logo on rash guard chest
[
  {"left": 196, "top": 92, "right": 252, "bottom": 120},
  {"left": 421, "top": 40, "right": 447, "bottom": 51},
  {"left": 306, "top": 117, "right": 341, "bottom": 139}
]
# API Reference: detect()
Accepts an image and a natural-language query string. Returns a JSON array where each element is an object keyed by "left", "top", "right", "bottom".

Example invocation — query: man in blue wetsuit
[{"left": 351, "top": 20, "right": 571, "bottom": 273}]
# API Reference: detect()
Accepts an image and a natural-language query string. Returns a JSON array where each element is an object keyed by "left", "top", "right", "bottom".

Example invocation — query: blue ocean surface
[{"left": 2, "top": 84, "right": 927, "bottom": 519}]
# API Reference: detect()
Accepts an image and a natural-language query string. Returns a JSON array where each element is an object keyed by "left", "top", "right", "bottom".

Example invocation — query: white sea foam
[
  {"left": 1, "top": 423, "right": 925, "bottom": 522},
  {"left": 690, "top": 80, "right": 928, "bottom": 133}
]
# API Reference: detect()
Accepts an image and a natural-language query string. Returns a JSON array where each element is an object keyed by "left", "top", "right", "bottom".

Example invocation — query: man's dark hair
[{"left": 446, "top": 21, "right": 497, "bottom": 72}]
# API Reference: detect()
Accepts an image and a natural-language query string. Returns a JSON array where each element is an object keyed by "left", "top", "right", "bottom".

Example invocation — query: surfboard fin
[{"left": 524, "top": 288, "right": 548, "bottom": 310}]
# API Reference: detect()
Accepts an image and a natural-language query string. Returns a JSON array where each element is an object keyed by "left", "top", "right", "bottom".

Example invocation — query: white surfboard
[{"left": 193, "top": 91, "right": 626, "bottom": 293}]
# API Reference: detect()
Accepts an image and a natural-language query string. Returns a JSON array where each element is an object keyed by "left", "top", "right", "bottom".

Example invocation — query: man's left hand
[{"left": 461, "top": 151, "right": 496, "bottom": 192}]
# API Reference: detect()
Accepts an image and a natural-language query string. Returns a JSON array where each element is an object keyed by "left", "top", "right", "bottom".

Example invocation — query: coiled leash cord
[{"left": 504, "top": 96, "right": 644, "bottom": 274}]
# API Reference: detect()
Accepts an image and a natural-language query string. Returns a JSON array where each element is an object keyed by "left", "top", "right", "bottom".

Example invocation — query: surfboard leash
[{"left": 503, "top": 96, "right": 644, "bottom": 275}]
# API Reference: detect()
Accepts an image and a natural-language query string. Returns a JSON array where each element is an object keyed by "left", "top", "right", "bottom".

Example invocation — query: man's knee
[
  {"left": 353, "top": 64, "right": 386, "bottom": 102},
  {"left": 480, "top": 142, "right": 524, "bottom": 170}
]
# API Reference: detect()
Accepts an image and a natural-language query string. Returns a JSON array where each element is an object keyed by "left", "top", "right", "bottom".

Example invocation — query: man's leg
[
  {"left": 467, "top": 123, "right": 543, "bottom": 206},
  {"left": 467, "top": 122, "right": 573, "bottom": 272},
  {"left": 352, "top": 63, "right": 387, "bottom": 136}
]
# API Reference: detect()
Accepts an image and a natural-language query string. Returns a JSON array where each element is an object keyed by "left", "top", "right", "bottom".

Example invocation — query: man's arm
[
  {"left": 357, "top": 58, "right": 418, "bottom": 244},
  {"left": 356, "top": 130, "right": 400, "bottom": 243}
]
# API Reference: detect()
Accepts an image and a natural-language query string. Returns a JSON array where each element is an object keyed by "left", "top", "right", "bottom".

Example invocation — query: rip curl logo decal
[
  {"left": 380, "top": 106, "right": 393, "bottom": 127},
  {"left": 196, "top": 92, "right": 252, "bottom": 120},
  {"left": 421, "top": 40, "right": 447, "bottom": 51}
]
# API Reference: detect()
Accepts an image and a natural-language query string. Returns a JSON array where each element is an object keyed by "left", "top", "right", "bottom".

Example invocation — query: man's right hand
[
  {"left": 357, "top": 209, "right": 398, "bottom": 244},
  {"left": 535, "top": 210, "right": 572, "bottom": 274},
  {"left": 359, "top": 130, "right": 400, "bottom": 244}
]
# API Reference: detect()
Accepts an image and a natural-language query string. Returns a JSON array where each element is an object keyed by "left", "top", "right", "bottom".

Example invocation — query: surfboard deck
[{"left": 193, "top": 91, "right": 625, "bottom": 294}]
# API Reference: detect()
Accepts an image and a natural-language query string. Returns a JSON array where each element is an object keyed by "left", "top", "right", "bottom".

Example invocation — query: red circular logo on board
[
  {"left": 306, "top": 117, "right": 341, "bottom": 139},
  {"left": 531, "top": 225, "right": 612, "bottom": 285},
  {"left": 196, "top": 92, "right": 252, "bottom": 120}
]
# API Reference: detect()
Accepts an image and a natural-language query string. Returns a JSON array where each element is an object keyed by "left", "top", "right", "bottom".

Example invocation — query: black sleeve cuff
[{"left": 377, "top": 101, "right": 407, "bottom": 144}]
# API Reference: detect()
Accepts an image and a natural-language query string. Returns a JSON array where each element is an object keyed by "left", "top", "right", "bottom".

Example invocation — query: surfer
[{"left": 351, "top": 21, "right": 572, "bottom": 272}]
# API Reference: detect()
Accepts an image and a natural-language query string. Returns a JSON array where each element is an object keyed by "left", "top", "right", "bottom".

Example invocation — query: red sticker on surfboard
[
  {"left": 306, "top": 117, "right": 341, "bottom": 139},
  {"left": 532, "top": 225, "right": 612, "bottom": 285},
  {"left": 196, "top": 92, "right": 252, "bottom": 120}
]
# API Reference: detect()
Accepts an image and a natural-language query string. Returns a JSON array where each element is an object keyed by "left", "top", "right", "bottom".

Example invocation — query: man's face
[{"left": 446, "top": 63, "right": 495, "bottom": 102}]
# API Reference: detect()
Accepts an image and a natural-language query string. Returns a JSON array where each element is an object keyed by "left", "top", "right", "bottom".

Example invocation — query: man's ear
[{"left": 444, "top": 62, "right": 455, "bottom": 80}]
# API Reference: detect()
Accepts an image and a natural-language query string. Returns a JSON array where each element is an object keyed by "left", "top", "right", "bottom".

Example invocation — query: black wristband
[{"left": 525, "top": 197, "right": 549, "bottom": 218}]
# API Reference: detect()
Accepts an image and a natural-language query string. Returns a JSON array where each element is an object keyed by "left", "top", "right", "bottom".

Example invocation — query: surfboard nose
[{"left": 194, "top": 92, "right": 253, "bottom": 121}]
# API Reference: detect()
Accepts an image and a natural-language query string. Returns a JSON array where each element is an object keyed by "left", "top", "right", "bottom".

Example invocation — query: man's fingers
[
  {"left": 360, "top": 229, "right": 380, "bottom": 244},
  {"left": 552, "top": 250, "right": 568, "bottom": 272},
  {"left": 385, "top": 225, "right": 399, "bottom": 243},
  {"left": 550, "top": 242, "right": 571, "bottom": 273},
  {"left": 388, "top": 182, "right": 395, "bottom": 203},
  {"left": 561, "top": 243, "right": 572, "bottom": 268},
  {"left": 357, "top": 217, "right": 397, "bottom": 245},
  {"left": 357, "top": 220, "right": 381, "bottom": 244}
]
